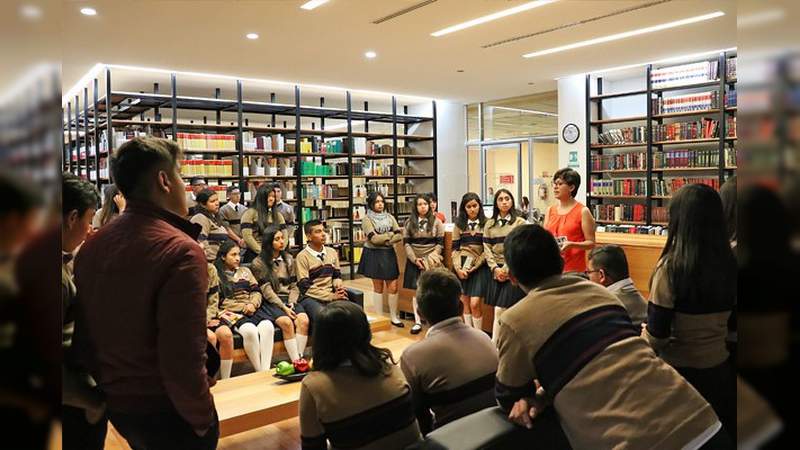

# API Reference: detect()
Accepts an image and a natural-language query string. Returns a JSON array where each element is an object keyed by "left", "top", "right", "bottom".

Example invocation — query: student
[
  {"left": 214, "top": 240, "right": 276, "bottom": 372},
  {"left": 251, "top": 226, "right": 309, "bottom": 362},
  {"left": 586, "top": 245, "right": 647, "bottom": 327},
  {"left": 295, "top": 220, "right": 348, "bottom": 325},
  {"left": 496, "top": 224, "right": 729, "bottom": 449},
  {"left": 299, "top": 301, "right": 421, "bottom": 450},
  {"left": 186, "top": 176, "right": 206, "bottom": 216},
  {"left": 273, "top": 182, "right": 297, "bottom": 245},
  {"left": 205, "top": 263, "right": 234, "bottom": 379},
  {"left": 425, "top": 192, "right": 446, "bottom": 223},
  {"left": 219, "top": 184, "right": 245, "bottom": 238},
  {"left": 403, "top": 194, "right": 445, "bottom": 334},
  {"left": 451, "top": 192, "right": 489, "bottom": 330},
  {"left": 400, "top": 269, "right": 498, "bottom": 434},
  {"left": 241, "top": 183, "right": 285, "bottom": 263},
  {"left": 520, "top": 196, "right": 531, "bottom": 216},
  {"left": 358, "top": 191, "right": 403, "bottom": 327},
  {"left": 544, "top": 168, "right": 596, "bottom": 273},
  {"left": 92, "top": 183, "right": 125, "bottom": 230},
  {"left": 483, "top": 188, "right": 527, "bottom": 342},
  {"left": 642, "top": 183, "right": 736, "bottom": 438},
  {"left": 191, "top": 189, "right": 243, "bottom": 262}
]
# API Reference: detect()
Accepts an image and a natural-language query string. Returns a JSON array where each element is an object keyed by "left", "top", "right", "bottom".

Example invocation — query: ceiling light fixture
[
  {"left": 246, "top": 33, "right": 259, "bottom": 40},
  {"left": 19, "top": 4, "right": 43, "bottom": 20},
  {"left": 523, "top": 11, "right": 725, "bottom": 58},
  {"left": 301, "top": 0, "right": 330, "bottom": 10},
  {"left": 365, "top": 51, "right": 377, "bottom": 59},
  {"left": 492, "top": 106, "right": 558, "bottom": 117},
  {"left": 431, "top": 0, "right": 558, "bottom": 37},
  {"left": 573, "top": 47, "right": 738, "bottom": 76},
  {"left": 80, "top": 7, "right": 97, "bottom": 16}
]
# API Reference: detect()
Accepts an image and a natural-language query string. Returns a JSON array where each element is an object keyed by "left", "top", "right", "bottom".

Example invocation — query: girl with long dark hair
[
  {"left": 483, "top": 189, "right": 527, "bottom": 342},
  {"left": 642, "top": 183, "right": 736, "bottom": 438},
  {"left": 299, "top": 301, "right": 421, "bottom": 449},
  {"left": 241, "top": 183, "right": 285, "bottom": 263},
  {"left": 250, "top": 226, "right": 309, "bottom": 362},
  {"left": 92, "top": 184, "right": 126, "bottom": 229},
  {"left": 403, "top": 194, "right": 444, "bottom": 334},
  {"left": 452, "top": 192, "right": 490, "bottom": 330},
  {"left": 214, "top": 240, "right": 276, "bottom": 372},
  {"left": 190, "top": 189, "right": 243, "bottom": 262},
  {"left": 358, "top": 191, "right": 404, "bottom": 327}
]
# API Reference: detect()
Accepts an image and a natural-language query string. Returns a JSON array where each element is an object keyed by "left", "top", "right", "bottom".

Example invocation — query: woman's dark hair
[
  {"left": 504, "top": 224, "right": 563, "bottom": 287},
  {"left": 255, "top": 226, "right": 290, "bottom": 291},
  {"left": 406, "top": 194, "right": 435, "bottom": 234},
  {"left": 521, "top": 196, "right": 530, "bottom": 209},
  {"left": 455, "top": 192, "right": 487, "bottom": 230},
  {"left": 213, "top": 240, "right": 240, "bottom": 299},
  {"left": 97, "top": 184, "right": 122, "bottom": 227},
  {"left": 553, "top": 168, "right": 581, "bottom": 198},
  {"left": 719, "top": 175, "right": 737, "bottom": 242},
  {"left": 312, "top": 301, "right": 395, "bottom": 377},
  {"left": 62, "top": 172, "right": 99, "bottom": 218},
  {"left": 425, "top": 192, "right": 438, "bottom": 204},
  {"left": 491, "top": 188, "right": 520, "bottom": 226},
  {"left": 656, "top": 183, "right": 736, "bottom": 311},
  {"left": 366, "top": 191, "right": 386, "bottom": 212},
  {"left": 254, "top": 183, "right": 281, "bottom": 233},
  {"left": 195, "top": 188, "right": 222, "bottom": 225}
]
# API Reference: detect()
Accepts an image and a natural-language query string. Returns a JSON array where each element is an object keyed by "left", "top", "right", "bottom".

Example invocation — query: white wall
[{"left": 557, "top": 75, "right": 587, "bottom": 203}]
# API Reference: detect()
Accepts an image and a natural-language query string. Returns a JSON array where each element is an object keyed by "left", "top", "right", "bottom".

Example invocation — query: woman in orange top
[{"left": 544, "top": 168, "right": 596, "bottom": 273}]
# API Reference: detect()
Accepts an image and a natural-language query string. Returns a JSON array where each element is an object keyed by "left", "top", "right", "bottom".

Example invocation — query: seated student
[
  {"left": 251, "top": 225, "right": 309, "bottom": 362},
  {"left": 186, "top": 176, "right": 206, "bottom": 217},
  {"left": 400, "top": 269, "right": 498, "bottom": 435},
  {"left": 495, "top": 224, "right": 729, "bottom": 450},
  {"left": 191, "top": 189, "right": 243, "bottom": 262},
  {"left": 205, "top": 263, "right": 234, "bottom": 379},
  {"left": 299, "top": 301, "right": 421, "bottom": 450},
  {"left": 241, "top": 183, "right": 286, "bottom": 263},
  {"left": 219, "top": 184, "right": 246, "bottom": 238},
  {"left": 214, "top": 240, "right": 276, "bottom": 372},
  {"left": 586, "top": 245, "right": 647, "bottom": 327},
  {"left": 295, "top": 220, "right": 348, "bottom": 324}
]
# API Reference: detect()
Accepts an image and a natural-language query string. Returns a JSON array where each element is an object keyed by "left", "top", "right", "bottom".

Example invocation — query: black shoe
[
  {"left": 410, "top": 323, "right": 422, "bottom": 334},
  {"left": 391, "top": 320, "right": 405, "bottom": 328}
]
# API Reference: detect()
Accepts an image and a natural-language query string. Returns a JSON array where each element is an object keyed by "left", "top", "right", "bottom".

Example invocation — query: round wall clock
[{"left": 562, "top": 123, "right": 580, "bottom": 144}]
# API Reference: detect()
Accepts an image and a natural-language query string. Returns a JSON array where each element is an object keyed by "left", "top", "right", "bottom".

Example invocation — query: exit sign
[{"left": 499, "top": 175, "right": 514, "bottom": 184}]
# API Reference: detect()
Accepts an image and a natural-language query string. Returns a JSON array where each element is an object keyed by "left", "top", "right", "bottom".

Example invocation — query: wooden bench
[{"left": 212, "top": 315, "right": 409, "bottom": 438}]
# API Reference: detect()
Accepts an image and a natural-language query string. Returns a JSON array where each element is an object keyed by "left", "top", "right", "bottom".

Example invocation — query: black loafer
[
  {"left": 391, "top": 320, "right": 405, "bottom": 328},
  {"left": 410, "top": 323, "right": 422, "bottom": 334}
]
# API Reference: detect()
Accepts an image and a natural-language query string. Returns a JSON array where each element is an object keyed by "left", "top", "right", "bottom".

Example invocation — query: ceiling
[{"left": 52, "top": 0, "right": 736, "bottom": 103}]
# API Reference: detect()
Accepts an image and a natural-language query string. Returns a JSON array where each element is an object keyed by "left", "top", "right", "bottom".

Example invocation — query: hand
[
  {"left": 237, "top": 238, "right": 246, "bottom": 248},
  {"left": 207, "top": 319, "right": 220, "bottom": 328},
  {"left": 284, "top": 306, "right": 297, "bottom": 320},
  {"left": 456, "top": 269, "right": 468, "bottom": 280},
  {"left": 508, "top": 382, "right": 548, "bottom": 429},
  {"left": 244, "top": 304, "right": 256, "bottom": 315},
  {"left": 334, "top": 286, "right": 348, "bottom": 300},
  {"left": 559, "top": 240, "right": 572, "bottom": 252},
  {"left": 415, "top": 258, "right": 426, "bottom": 271}
]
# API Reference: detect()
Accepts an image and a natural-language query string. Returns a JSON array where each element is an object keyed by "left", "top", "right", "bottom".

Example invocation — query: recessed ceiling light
[
  {"left": 80, "top": 7, "right": 97, "bottom": 16},
  {"left": 523, "top": 11, "right": 725, "bottom": 58},
  {"left": 365, "top": 51, "right": 377, "bottom": 59},
  {"left": 301, "top": 0, "right": 330, "bottom": 10},
  {"left": 19, "top": 4, "right": 42, "bottom": 20},
  {"left": 431, "top": 0, "right": 558, "bottom": 37},
  {"left": 246, "top": 33, "right": 259, "bottom": 40}
]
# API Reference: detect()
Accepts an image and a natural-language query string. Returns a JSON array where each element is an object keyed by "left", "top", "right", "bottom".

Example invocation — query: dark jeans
[
  {"left": 62, "top": 405, "right": 108, "bottom": 450},
  {"left": 108, "top": 408, "right": 219, "bottom": 450},
  {"left": 299, "top": 297, "right": 327, "bottom": 325}
]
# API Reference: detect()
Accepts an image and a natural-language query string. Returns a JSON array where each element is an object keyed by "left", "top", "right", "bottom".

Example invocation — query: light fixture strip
[
  {"left": 431, "top": 0, "right": 558, "bottom": 37},
  {"left": 492, "top": 106, "right": 558, "bottom": 117},
  {"left": 301, "top": 0, "right": 330, "bottom": 11},
  {"left": 523, "top": 11, "right": 725, "bottom": 58}
]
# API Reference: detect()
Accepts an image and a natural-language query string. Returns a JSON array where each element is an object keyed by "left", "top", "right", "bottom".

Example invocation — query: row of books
[
  {"left": 591, "top": 152, "right": 647, "bottom": 171},
  {"left": 653, "top": 149, "right": 720, "bottom": 168},
  {"left": 590, "top": 179, "right": 647, "bottom": 196},
  {"left": 651, "top": 61, "right": 719, "bottom": 89},
  {"left": 177, "top": 133, "right": 236, "bottom": 151},
  {"left": 652, "top": 119, "right": 719, "bottom": 141},
  {"left": 597, "top": 126, "right": 648, "bottom": 145},
  {"left": 652, "top": 91, "right": 719, "bottom": 115},
  {"left": 651, "top": 177, "right": 720, "bottom": 196},
  {"left": 727, "top": 57, "right": 737, "bottom": 80},
  {"left": 183, "top": 184, "right": 230, "bottom": 201},
  {"left": 652, "top": 206, "right": 668, "bottom": 223},
  {"left": 180, "top": 159, "right": 235, "bottom": 176},
  {"left": 597, "top": 224, "right": 668, "bottom": 235},
  {"left": 594, "top": 204, "right": 647, "bottom": 223}
]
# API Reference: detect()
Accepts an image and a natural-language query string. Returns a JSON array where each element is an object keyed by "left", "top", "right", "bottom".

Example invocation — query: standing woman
[
  {"left": 214, "top": 241, "right": 276, "bottom": 372},
  {"left": 241, "top": 183, "right": 285, "bottom": 263},
  {"left": 483, "top": 189, "right": 527, "bottom": 342},
  {"left": 358, "top": 192, "right": 404, "bottom": 327},
  {"left": 190, "top": 189, "right": 243, "bottom": 262},
  {"left": 452, "top": 192, "right": 490, "bottom": 330},
  {"left": 544, "top": 168, "right": 596, "bottom": 273},
  {"left": 642, "top": 183, "right": 736, "bottom": 438},
  {"left": 251, "top": 226, "right": 309, "bottom": 362},
  {"left": 403, "top": 194, "right": 444, "bottom": 334},
  {"left": 92, "top": 184, "right": 126, "bottom": 230}
]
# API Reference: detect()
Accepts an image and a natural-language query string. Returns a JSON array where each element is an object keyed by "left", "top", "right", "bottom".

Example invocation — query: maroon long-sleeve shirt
[{"left": 72, "top": 200, "right": 215, "bottom": 432}]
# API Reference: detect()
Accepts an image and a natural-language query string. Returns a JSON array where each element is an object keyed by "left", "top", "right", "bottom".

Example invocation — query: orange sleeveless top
[{"left": 545, "top": 202, "right": 587, "bottom": 273}]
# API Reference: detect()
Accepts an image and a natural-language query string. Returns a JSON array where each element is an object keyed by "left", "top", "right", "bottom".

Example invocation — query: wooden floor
[{"left": 103, "top": 278, "right": 426, "bottom": 450}]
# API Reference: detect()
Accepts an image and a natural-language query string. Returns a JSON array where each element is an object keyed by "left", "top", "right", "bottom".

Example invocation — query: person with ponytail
[
  {"left": 452, "top": 192, "right": 490, "bottom": 330},
  {"left": 403, "top": 194, "right": 445, "bottom": 334},
  {"left": 240, "top": 183, "right": 285, "bottom": 263}
]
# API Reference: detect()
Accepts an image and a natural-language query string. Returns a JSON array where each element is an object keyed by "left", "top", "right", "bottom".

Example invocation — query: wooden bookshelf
[
  {"left": 590, "top": 168, "right": 647, "bottom": 174},
  {"left": 589, "top": 115, "right": 647, "bottom": 125},
  {"left": 652, "top": 109, "right": 722, "bottom": 119},
  {"left": 590, "top": 142, "right": 647, "bottom": 149}
]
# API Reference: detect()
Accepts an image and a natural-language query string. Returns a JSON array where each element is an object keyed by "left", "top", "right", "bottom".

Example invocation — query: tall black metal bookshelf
[
  {"left": 585, "top": 50, "right": 737, "bottom": 229},
  {"left": 62, "top": 66, "right": 438, "bottom": 278}
]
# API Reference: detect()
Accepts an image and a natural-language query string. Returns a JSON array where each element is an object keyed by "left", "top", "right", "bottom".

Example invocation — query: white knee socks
[
  {"left": 284, "top": 338, "right": 300, "bottom": 362},
  {"left": 412, "top": 297, "right": 421, "bottom": 325},
  {"left": 296, "top": 334, "right": 308, "bottom": 358},
  {"left": 237, "top": 323, "right": 262, "bottom": 371},
  {"left": 463, "top": 314, "right": 473, "bottom": 327},
  {"left": 372, "top": 291, "right": 384, "bottom": 315},
  {"left": 472, "top": 315, "right": 484, "bottom": 331},
  {"left": 388, "top": 294, "right": 400, "bottom": 323},
  {"left": 257, "top": 320, "right": 275, "bottom": 372},
  {"left": 220, "top": 360, "right": 232, "bottom": 379},
  {"left": 492, "top": 307, "right": 506, "bottom": 344}
]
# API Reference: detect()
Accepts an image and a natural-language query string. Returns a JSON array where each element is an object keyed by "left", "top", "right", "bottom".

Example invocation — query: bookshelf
[
  {"left": 62, "top": 66, "right": 438, "bottom": 278},
  {"left": 586, "top": 50, "right": 737, "bottom": 233}
]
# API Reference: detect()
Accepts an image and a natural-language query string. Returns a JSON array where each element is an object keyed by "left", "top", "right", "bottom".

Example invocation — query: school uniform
[
  {"left": 295, "top": 245, "right": 344, "bottom": 323},
  {"left": 400, "top": 317, "right": 498, "bottom": 434},
  {"left": 240, "top": 208, "right": 285, "bottom": 262},
  {"left": 452, "top": 220, "right": 490, "bottom": 297},
  {"left": 482, "top": 215, "right": 527, "bottom": 308},
  {"left": 251, "top": 254, "right": 304, "bottom": 321},
  {"left": 206, "top": 263, "right": 221, "bottom": 326},
  {"left": 496, "top": 275, "right": 723, "bottom": 450},
  {"left": 300, "top": 364, "right": 422, "bottom": 450},
  {"left": 219, "top": 201, "right": 245, "bottom": 236},
  {"left": 402, "top": 218, "right": 444, "bottom": 290},
  {"left": 219, "top": 266, "right": 270, "bottom": 328},
  {"left": 358, "top": 212, "right": 402, "bottom": 280},
  {"left": 190, "top": 212, "right": 231, "bottom": 262}
]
